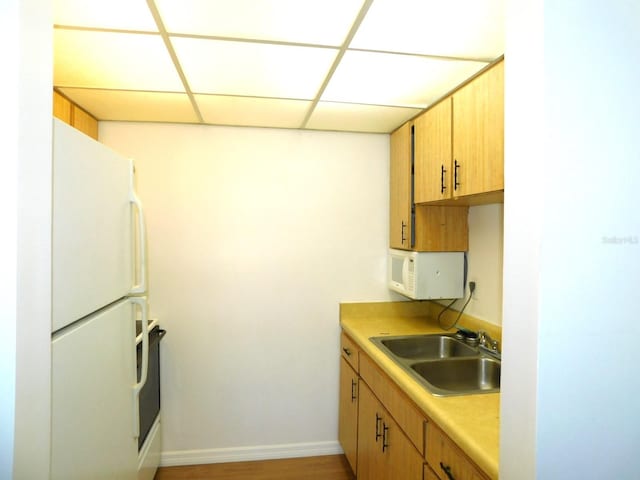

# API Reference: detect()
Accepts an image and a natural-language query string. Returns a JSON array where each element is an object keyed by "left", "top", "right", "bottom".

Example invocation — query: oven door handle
[{"left": 132, "top": 297, "right": 149, "bottom": 438}]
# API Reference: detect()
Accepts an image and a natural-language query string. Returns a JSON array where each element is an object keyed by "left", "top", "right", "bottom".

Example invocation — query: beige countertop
[{"left": 340, "top": 301, "right": 500, "bottom": 479}]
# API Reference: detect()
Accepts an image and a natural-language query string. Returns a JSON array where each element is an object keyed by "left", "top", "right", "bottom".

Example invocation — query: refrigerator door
[
  {"left": 51, "top": 298, "right": 138, "bottom": 480},
  {"left": 52, "top": 119, "right": 133, "bottom": 332}
]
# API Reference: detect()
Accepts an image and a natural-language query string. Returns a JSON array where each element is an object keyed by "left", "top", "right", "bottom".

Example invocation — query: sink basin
[
  {"left": 411, "top": 358, "right": 501, "bottom": 395},
  {"left": 369, "top": 334, "right": 500, "bottom": 397},
  {"left": 375, "top": 334, "right": 479, "bottom": 360}
]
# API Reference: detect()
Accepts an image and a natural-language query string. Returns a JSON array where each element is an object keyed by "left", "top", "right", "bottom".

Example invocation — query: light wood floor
[{"left": 154, "top": 455, "right": 355, "bottom": 480}]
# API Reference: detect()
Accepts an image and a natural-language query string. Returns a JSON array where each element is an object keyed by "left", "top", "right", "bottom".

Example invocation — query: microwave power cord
[{"left": 438, "top": 281, "right": 476, "bottom": 331}]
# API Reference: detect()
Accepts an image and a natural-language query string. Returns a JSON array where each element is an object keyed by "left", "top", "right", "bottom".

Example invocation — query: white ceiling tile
[
  {"left": 156, "top": 0, "right": 365, "bottom": 46},
  {"left": 54, "top": 0, "right": 158, "bottom": 32},
  {"left": 173, "top": 37, "right": 338, "bottom": 99},
  {"left": 351, "top": 0, "right": 505, "bottom": 59},
  {"left": 306, "top": 102, "right": 421, "bottom": 133},
  {"left": 59, "top": 88, "right": 199, "bottom": 123},
  {"left": 195, "top": 95, "right": 310, "bottom": 128},
  {"left": 54, "top": 29, "right": 184, "bottom": 92},
  {"left": 322, "top": 51, "right": 487, "bottom": 108}
]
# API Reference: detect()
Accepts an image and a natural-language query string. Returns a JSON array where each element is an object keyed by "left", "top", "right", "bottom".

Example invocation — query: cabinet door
[
  {"left": 357, "top": 381, "right": 387, "bottom": 480},
  {"left": 452, "top": 61, "right": 504, "bottom": 197},
  {"left": 338, "top": 357, "right": 359, "bottom": 474},
  {"left": 425, "top": 464, "right": 440, "bottom": 480},
  {"left": 390, "top": 122, "right": 412, "bottom": 249},
  {"left": 414, "top": 206, "right": 469, "bottom": 252},
  {"left": 426, "top": 422, "right": 489, "bottom": 480},
  {"left": 384, "top": 410, "right": 424, "bottom": 480},
  {"left": 414, "top": 98, "right": 453, "bottom": 203},
  {"left": 358, "top": 381, "right": 424, "bottom": 480}
]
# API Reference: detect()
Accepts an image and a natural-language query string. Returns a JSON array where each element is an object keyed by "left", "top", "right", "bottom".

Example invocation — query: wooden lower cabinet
[
  {"left": 339, "top": 356, "right": 359, "bottom": 474},
  {"left": 426, "top": 422, "right": 489, "bottom": 480},
  {"left": 425, "top": 465, "right": 440, "bottom": 480},
  {"left": 356, "top": 381, "right": 423, "bottom": 480}
]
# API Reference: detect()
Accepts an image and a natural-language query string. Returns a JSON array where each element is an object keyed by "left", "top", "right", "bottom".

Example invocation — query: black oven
[{"left": 136, "top": 323, "right": 166, "bottom": 450}]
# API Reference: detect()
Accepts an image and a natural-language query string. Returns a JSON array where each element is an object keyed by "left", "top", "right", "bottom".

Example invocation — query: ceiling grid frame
[{"left": 52, "top": 0, "right": 505, "bottom": 133}]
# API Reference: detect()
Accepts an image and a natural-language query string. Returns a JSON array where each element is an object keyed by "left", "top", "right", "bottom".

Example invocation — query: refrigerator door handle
[
  {"left": 132, "top": 296, "right": 149, "bottom": 438},
  {"left": 129, "top": 161, "right": 147, "bottom": 295}
]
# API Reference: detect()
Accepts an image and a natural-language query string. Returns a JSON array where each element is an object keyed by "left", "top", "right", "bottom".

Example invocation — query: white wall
[
  {"left": 465, "top": 204, "right": 503, "bottom": 325},
  {"left": 502, "top": 0, "right": 640, "bottom": 478},
  {"left": 432, "top": 203, "right": 504, "bottom": 327},
  {"left": 0, "top": 0, "right": 53, "bottom": 478},
  {"left": 100, "top": 122, "right": 394, "bottom": 463}
]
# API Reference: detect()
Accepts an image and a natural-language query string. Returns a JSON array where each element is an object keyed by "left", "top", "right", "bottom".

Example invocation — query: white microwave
[{"left": 388, "top": 249, "right": 465, "bottom": 300}]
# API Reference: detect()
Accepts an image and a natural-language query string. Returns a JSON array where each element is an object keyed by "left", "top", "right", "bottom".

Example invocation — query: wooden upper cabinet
[
  {"left": 389, "top": 122, "right": 412, "bottom": 250},
  {"left": 452, "top": 60, "right": 504, "bottom": 197},
  {"left": 414, "top": 205, "right": 468, "bottom": 252},
  {"left": 72, "top": 105, "right": 99, "bottom": 140},
  {"left": 53, "top": 91, "right": 72, "bottom": 124},
  {"left": 413, "top": 60, "right": 504, "bottom": 205},
  {"left": 390, "top": 119, "right": 469, "bottom": 252},
  {"left": 414, "top": 98, "right": 452, "bottom": 203},
  {"left": 53, "top": 90, "right": 99, "bottom": 141}
]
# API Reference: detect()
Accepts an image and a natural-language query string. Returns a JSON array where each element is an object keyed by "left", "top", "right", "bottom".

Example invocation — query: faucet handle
[{"left": 478, "top": 331, "right": 500, "bottom": 352}]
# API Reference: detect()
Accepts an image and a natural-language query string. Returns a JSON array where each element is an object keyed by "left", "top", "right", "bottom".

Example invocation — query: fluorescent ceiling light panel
[
  {"left": 58, "top": 88, "right": 199, "bottom": 123},
  {"left": 322, "top": 51, "right": 487, "bottom": 108},
  {"left": 195, "top": 95, "right": 310, "bottom": 128},
  {"left": 306, "top": 102, "right": 421, "bottom": 133},
  {"left": 172, "top": 37, "right": 338, "bottom": 99},
  {"left": 53, "top": 0, "right": 158, "bottom": 31},
  {"left": 54, "top": 30, "right": 184, "bottom": 92},
  {"left": 156, "top": 0, "right": 365, "bottom": 45},
  {"left": 351, "top": 0, "right": 505, "bottom": 59}
]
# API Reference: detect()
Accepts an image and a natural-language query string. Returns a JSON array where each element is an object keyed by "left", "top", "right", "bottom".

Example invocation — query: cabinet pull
[
  {"left": 350, "top": 379, "right": 357, "bottom": 402},
  {"left": 454, "top": 159, "right": 460, "bottom": 191},
  {"left": 382, "top": 423, "right": 389, "bottom": 452},
  {"left": 375, "top": 414, "right": 382, "bottom": 442},
  {"left": 441, "top": 164, "right": 447, "bottom": 194},
  {"left": 440, "top": 462, "right": 456, "bottom": 480},
  {"left": 342, "top": 347, "right": 351, "bottom": 356},
  {"left": 401, "top": 221, "right": 407, "bottom": 245}
]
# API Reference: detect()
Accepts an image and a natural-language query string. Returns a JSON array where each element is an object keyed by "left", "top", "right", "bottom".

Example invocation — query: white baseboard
[{"left": 160, "top": 440, "right": 344, "bottom": 467}]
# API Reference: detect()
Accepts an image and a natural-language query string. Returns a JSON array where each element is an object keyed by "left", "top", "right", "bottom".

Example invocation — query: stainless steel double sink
[{"left": 370, "top": 334, "right": 500, "bottom": 397}]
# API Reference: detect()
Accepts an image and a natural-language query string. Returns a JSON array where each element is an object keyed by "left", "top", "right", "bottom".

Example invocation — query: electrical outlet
[{"left": 470, "top": 281, "right": 478, "bottom": 300}]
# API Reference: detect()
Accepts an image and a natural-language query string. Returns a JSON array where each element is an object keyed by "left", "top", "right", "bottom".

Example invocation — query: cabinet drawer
[
  {"left": 426, "top": 422, "right": 489, "bottom": 480},
  {"left": 340, "top": 332, "right": 359, "bottom": 372},
  {"left": 359, "top": 351, "right": 426, "bottom": 455}
]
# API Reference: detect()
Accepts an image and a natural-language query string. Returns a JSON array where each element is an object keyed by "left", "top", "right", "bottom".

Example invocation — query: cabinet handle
[
  {"left": 375, "top": 414, "right": 382, "bottom": 442},
  {"left": 454, "top": 159, "right": 460, "bottom": 191},
  {"left": 350, "top": 379, "right": 357, "bottom": 402},
  {"left": 401, "top": 221, "right": 407, "bottom": 245},
  {"left": 440, "top": 462, "right": 456, "bottom": 480},
  {"left": 342, "top": 347, "right": 351, "bottom": 356},
  {"left": 441, "top": 164, "right": 447, "bottom": 194},
  {"left": 382, "top": 423, "right": 389, "bottom": 452}
]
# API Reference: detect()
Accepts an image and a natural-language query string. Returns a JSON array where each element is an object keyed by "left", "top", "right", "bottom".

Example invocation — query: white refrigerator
[{"left": 50, "top": 119, "right": 155, "bottom": 480}]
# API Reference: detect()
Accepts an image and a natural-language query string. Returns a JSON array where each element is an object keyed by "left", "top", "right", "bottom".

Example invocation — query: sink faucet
[{"left": 478, "top": 331, "right": 500, "bottom": 358}]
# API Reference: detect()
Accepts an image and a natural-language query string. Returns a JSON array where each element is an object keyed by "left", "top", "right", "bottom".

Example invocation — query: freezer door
[
  {"left": 51, "top": 298, "right": 138, "bottom": 480},
  {"left": 52, "top": 119, "right": 133, "bottom": 331}
]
